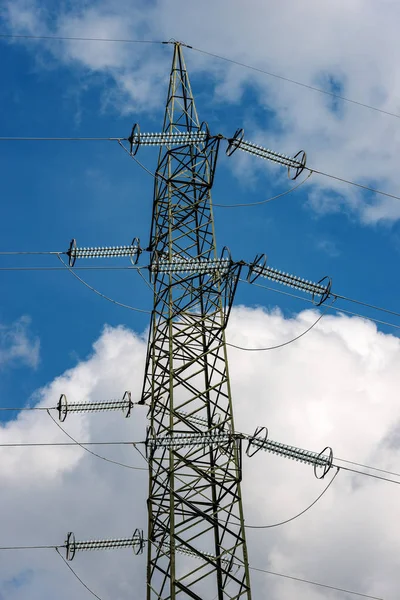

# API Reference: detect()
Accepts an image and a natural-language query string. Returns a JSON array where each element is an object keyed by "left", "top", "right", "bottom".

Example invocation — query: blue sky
[{"left": 1, "top": 1, "right": 400, "bottom": 599}]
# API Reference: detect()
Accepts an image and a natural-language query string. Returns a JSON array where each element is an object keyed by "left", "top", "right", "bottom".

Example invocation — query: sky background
[{"left": 0, "top": 0, "right": 400, "bottom": 598}]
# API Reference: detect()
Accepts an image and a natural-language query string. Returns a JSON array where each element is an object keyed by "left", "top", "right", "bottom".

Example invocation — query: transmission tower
[
  {"left": 140, "top": 42, "right": 251, "bottom": 599},
  {"left": 59, "top": 40, "right": 330, "bottom": 598}
]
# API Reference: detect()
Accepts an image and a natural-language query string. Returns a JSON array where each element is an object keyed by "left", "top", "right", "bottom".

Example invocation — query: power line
[
  {"left": 0, "top": 251, "right": 62, "bottom": 255},
  {"left": 0, "top": 33, "right": 165, "bottom": 44},
  {"left": 0, "top": 266, "right": 143, "bottom": 270},
  {"left": 244, "top": 468, "right": 339, "bottom": 528},
  {"left": 0, "top": 441, "right": 138, "bottom": 447},
  {"left": 248, "top": 565, "right": 383, "bottom": 600},
  {"left": 1, "top": 31, "right": 396, "bottom": 123},
  {"left": 118, "top": 138, "right": 159, "bottom": 178},
  {"left": 3, "top": 134, "right": 400, "bottom": 206},
  {"left": 190, "top": 45, "right": 400, "bottom": 122},
  {"left": 1, "top": 437, "right": 399, "bottom": 485},
  {"left": 241, "top": 279, "right": 400, "bottom": 331},
  {"left": 1, "top": 253, "right": 399, "bottom": 324},
  {"left": 122, "top": 129, "right": 400, "bottom": 206},
  {"left": 56, "top": 254, "right": 152, "bottom": 314},
  {"left": 55, "top": 548, "right": 104, "bottom": 600},
  {"left": 121, "top": 135, "right": 400, "bottom": 207},
  {"left": 333, "top": 291, "right": 400, "bottom": 319},
  {"left": 46, "top": 408, "right": 147, "bottom": 471},
  {"left": 213, "top": 171, "right": 312, "bottom": 208},
  {"left": 311, "top": 167, "right": 400, "bottom": 203},
  {"left": 1, "top": 259, "right": 398, "bottom": 325},
  {"left": 0, "top": 541, "right": 383, "bottom": 599},
  {"left": 0, "top": 544, "right": 58, "bottom": 550},
  {"left": 334, "top": 457, "right": 400, "bottom": 479},
  {"left": 0, "top": 136, "right": 123, "bottom": 141},
  {"left": 226, "top": 298, "right": 334, "bottom": 351},
  {"left": 2, "top": 405, "right": 400, "bottom": 476},
  {"left": 339, "top": 465, "right": 400, "bottom": 486},
  {"left": 0, "top": 406, "right": 50, "bottom": 411}
]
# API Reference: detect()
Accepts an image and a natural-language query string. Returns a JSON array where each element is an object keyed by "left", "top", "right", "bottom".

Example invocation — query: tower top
[{"left": 162, "top": 42, "right": 200, "bottom": 133}]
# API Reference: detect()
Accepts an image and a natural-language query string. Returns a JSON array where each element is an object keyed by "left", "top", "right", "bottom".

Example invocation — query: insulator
[
  {"left": 246, "top": 258, "right": 332, "bottom": 304},
  {"left": 161, "top": 541, "right": 234, "bottom": 571},
  {"left": 245, "top": 426, "right": 334, "bottom": 477},
  {"left": 176, "top": 410, "right": 222, "bottom": 428},
  {"left": 152, "top": 257, "right": 231, "bottom": 276},
  {"left": 127, "top": 129, "right": 207, "bottom": 152},
  {"left": 67, "top": 238, "right": 142, "bottom": 266},
  {"left": 65, "top": 529, "right": 144, "bottom": 561},
  {"left": 226, "top": 130, "right": 307, "bottom": 178},
  {"left": 147, "top": 432, "right": 234, "bottom": 453},
  {"left": 57, "top": 391, "right": 133, "bottom": 422}
]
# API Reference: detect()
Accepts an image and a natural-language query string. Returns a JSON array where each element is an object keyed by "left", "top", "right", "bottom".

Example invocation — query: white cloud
[
  {"left": 0, "top": 316, "right": 40, "bottom": 370},
  {"left": 0, "top": 309, "right": 399, "bottom": 598},
  {"left": 315, "top": 238, "right": 340, "bottom": 258}
]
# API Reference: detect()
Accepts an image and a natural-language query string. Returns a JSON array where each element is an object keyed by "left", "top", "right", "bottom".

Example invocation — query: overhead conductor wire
[
  {"left": 2, "top": 405, "right": 400, "bottom": 479},
  {"left": 189, "top": 45, "right": 400, "bottom": 121},
  {"left": 46, "top": 409, "right": 147, "bottom": 471},
  {"left": 0, "top": 33, "right": 164, "bottom": 44},
  {"left": 0, "top": 250, "right": 398, "bottom": 329},
  {"left": 2, "top": 402, "right": 400, "bottom": 479},
  {"left": 0, "top": 437, "right": 399, "bottom": 485},
  {"left": 247, "top": 566, "right": 383, "bottom": 600},
  {"left": 0, "top": 259, "right": 399, "bottom": 329},
  {"left": 55, "top": 547, "right": 104, "bottom": 600},
  {"left": 0, "top": 540, "right": 383, "bottom": 599},
  {"left": 243, "top": 278, "right": 400, "bottom": 331},
  {"left": 213, "top": 171, "right": 312, "bottom": 208},
  {"left": 244, "top": 468, "right": 340, "bottom": 528},
  {"left": 0, "top": 266, "right": 145, "bottom": 271},
  {"left": 0, "top": 32, "right": 397, "bottom": 122},
  {"left": 226, "top": 297, "right": 336, "bottom": 351},
  {"left": 56, "top": 254, "right": 151, "bottom": 314}
]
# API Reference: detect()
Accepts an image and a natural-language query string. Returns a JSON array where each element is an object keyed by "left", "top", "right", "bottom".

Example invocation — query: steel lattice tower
[{"left": 141, "top": 42, "right": 252, "bottom": 599}]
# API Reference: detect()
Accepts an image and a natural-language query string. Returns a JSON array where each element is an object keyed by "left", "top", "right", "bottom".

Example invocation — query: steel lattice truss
[{"left": 140, "top": 43, "right": 252, "bottom": 599}]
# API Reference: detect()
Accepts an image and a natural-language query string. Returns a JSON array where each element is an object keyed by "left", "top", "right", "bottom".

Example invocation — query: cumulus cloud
[
  {"left": 0, "top": 309, "right": 399, "bottom": 599},
  {"left": 0, "top": 316, "right": 40, "bottom": 370},
  {"left": 2, "top": 0, "right": 400, "bottom": 223}
]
